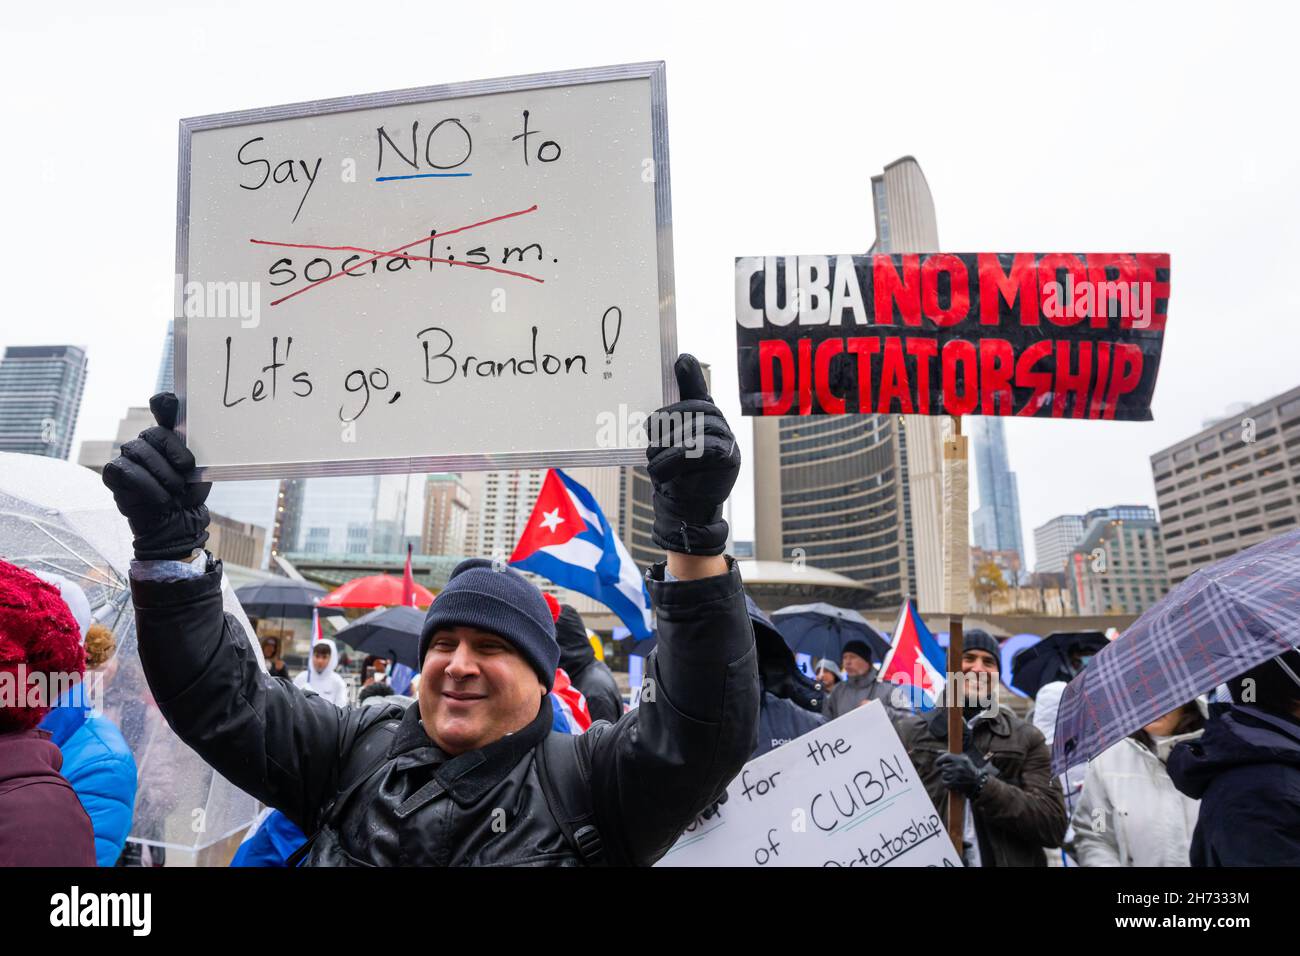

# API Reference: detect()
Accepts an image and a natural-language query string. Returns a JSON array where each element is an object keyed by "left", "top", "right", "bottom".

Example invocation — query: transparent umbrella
[{"left": 0, "top": 452, "right": 260, "bottom": 865}]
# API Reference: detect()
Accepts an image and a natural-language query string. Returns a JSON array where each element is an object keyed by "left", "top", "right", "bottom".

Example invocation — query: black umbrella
[
  {"left": 1011, "top": 631, "right": 1110, "bottom": 699},
  {"left": 333, "top": 605, "right": 425, "bottom": 670},
  {"left": 235, "top": 579, "right": 345, "bottom": 619},
  {"left": 772, "top": 603, "right": 891, "bottom": 665}
]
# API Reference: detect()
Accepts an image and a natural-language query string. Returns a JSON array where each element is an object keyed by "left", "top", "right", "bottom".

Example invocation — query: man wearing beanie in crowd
[
  {"left": 102, "top": 355, "right": 757, "bottom": 866},
  {"left": 824, "top": 638, "right": 899, "bottom": 721},
  {"left": 0, "top": 560, "right": 97, "bottom": 866},
  {"left": 895, "top": 630, "right": 1067, "bottom": 867}
]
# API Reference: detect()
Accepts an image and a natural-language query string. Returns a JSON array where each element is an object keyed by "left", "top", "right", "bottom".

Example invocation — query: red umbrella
[{"left": 320, "top": 574, "right": 436, "bottom": 610}]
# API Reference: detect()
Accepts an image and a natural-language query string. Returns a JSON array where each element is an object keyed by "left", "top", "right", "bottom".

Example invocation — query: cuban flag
[
  {"left": 879, "top": 598, "right": 947, "bottom": 711},
  {"left": 510, "top": 469, "right": 654, "bottom": 638},
  {"left": 549, "top": 667, "right": 593, "bottom": 734}
]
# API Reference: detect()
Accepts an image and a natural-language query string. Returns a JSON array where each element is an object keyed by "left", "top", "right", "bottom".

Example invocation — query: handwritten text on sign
[
  {"left": 735, "top": 253, "right": 1169, "bottom": 421},
  {"left": 180, "top": 69, "right": 668, "bottom": 474},
  {"left": 657, "top": 702, "right": 962, "bottom": 867}
]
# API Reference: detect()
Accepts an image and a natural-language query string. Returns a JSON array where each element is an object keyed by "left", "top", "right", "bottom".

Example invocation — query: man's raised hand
[
  {"left": 102, "top": 392, "right": 212, "bottom": 561},
  {"left": 646, "top": 354, "right": 741, "bottom": 557}
]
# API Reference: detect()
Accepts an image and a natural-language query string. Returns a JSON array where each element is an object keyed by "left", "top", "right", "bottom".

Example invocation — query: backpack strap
[
  {"left": 535, "top": 731, "right": 605, "bottom": 866},
  {"left": 285, "top": 709, "right": 402, "bottom": 867}
]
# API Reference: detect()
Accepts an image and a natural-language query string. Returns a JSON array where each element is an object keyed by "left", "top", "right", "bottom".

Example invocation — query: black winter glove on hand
[
  {"left": 647, "top": 355, "right": 742, "bottom": 556},
  {"left": 102, "top": 393, "right": 212, "bottom": 561},
  {"left": 935, "top": 752, "right": 989, "bottom": 798}
]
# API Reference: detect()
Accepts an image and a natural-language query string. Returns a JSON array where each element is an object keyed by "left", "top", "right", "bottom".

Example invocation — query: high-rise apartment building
[
  {"left": 0, "top": 345, "right": 88, "bottom": 459},
  {"left": 1152, "top": 384, "right": 1300, "bottom": 586}
]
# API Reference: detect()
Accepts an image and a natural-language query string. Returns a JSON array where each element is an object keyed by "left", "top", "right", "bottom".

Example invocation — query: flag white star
[{"left": 539, "top": 508, "right": 565, "bottom": 533}]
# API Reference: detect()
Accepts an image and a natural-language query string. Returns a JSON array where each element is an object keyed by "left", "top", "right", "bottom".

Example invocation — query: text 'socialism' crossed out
[{"left": 249, "top": 203, "right": 545, "bottom": 307}]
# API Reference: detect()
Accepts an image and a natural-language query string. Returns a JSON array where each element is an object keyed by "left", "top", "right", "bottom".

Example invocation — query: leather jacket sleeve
[
  {"left": 972, "top": 725, "right": 1069, "bottom": 849},
  {"left": 129, "top": 560, "right": 381, "bottom": 833},
  {"left": 582, "top": 558, "right": 759, "bottom": 866}
]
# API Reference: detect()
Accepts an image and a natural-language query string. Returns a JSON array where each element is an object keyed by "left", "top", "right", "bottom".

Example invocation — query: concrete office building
[
  {"left": 1067, "top": 509, "right": 1169, "bottom": 615},
  {"left": 207, "top": 513, "right": 267, "bottom": 569},
  {"left": 618, "top": 465, "right": 658, "bottom": 572},
  {"left": 0, "top": 345, "right": 88, "bottom": 460},
  {"left": 1033, "top": 514, "right": 1087, "bottom": 574},
  {"left": 422, "top": 474, "right": 472, "bottom": 556},
  {"left": 971, "top": 417, "right": 1026, "bottom": 575},
  {"left": 753, "top": 157, "right": 948, "bottom": 610},
  {"left": 77, "top": 406, "right": 155, "bottom": 473},
  {"left": 1152, "top": 384, "right": 1300, "bottom": 586}
]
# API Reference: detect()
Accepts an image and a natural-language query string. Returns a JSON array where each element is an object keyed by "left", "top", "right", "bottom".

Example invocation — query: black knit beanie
[
  {"left": 419, "top": 559, "right": 559, "bottom": 690},
  {"left": 962, "top": 629, "right": 1001, "bottom": 668}
]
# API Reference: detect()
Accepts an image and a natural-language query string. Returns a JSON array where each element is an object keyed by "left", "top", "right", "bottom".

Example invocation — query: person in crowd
[
  {"left": 0, "top": 560, "right": 96, "bottom": 866},
  {"left": 1071, "top": 699, "right": 1206, "bottom": 866},
  {"left": 361, "top": 655, "right": 390, "bottom": 687},
  {"left": 1031, "top": 680, "right": 1088, "bottom": 866},
  {"left": 750, "top": 599, "right": 825, "bottom": 758},
  {"left": 102, "top": 357, "right": 755, "bottom": 866},
  {"left": 554, "top": 604, "right": 623, "bottom": 724},
  {"left": 262, "top": 638, "right": 290, "bottom": 679},
  {"left": 39, "top": 597, "right": 139, "bottom": 867},
  {"left": 815, "top": 658, "right": 839, "bottom": 692},
  {"left": 824, "top": 639, "right": 899, "bottom": 720},
  {"left": 895, "top": 631, "right": 1068, "bottom": 867},
  {"left": 229, "top": 807, "right": 307, "bottom": 868},
  {"left": 1168, "top": 648, "right": 1300, "bottom": 865},
  {"left": 293, "top": 638, "right": 350, "bottom": 708}
]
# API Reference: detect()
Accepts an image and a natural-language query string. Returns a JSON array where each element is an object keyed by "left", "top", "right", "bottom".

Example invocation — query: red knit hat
[
  {"left": 0, "top": 560, "right": 86, "bottom": 731},
  {"left": 542, "top": 592, "right": 562, "bottom": 623}
]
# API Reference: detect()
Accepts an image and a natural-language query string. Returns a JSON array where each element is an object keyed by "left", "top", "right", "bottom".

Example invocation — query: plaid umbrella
[{"left": 1052, "top": 529, "right": 1300, "bottom": 774}]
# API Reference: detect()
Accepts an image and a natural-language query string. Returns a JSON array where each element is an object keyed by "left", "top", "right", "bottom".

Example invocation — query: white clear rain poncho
[{"left": 0, "top": 451, "right": 259, "bottom": 864}]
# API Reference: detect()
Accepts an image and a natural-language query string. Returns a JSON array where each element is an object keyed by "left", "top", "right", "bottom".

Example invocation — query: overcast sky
[{"left": 5, "top": 1, "right": 1298, "bottom": 567}]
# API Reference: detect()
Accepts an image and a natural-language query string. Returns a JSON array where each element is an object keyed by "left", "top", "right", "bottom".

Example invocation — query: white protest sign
[
  {"left": 657, "top": 702, "right": 963, "bottom": 867},
  {"left": 175, "top": 63, "right": 675, "bottom": 479}
]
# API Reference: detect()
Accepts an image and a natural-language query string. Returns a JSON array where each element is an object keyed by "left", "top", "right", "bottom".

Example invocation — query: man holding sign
[{"left": 102, "top": 355, "right": 757, "bottom": 867}]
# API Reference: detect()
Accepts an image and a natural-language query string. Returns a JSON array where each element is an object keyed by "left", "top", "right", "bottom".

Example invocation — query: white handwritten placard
[
  {"left": 176, "top": 63, "right": 675, "bottom": 479},
  {"left": 657, "top": 701, "right": 963, "bottom": 867}
]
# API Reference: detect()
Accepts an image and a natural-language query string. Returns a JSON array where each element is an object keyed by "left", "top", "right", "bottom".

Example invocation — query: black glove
[
  {"left": 935, "top": 752, "right": 989, "bottom": 798},
  {"left": 102, "top": 393, "right": 212, "bottom": 561},
  {"left": 647, "top": 355, "right": 741, "bottom": 556},
  {"left": 699, "top": 789, "right": 730, "bottom": 820}
]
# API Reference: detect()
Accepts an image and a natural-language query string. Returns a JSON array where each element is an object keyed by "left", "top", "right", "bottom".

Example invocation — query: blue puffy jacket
[
  {"left": 230, "top": 809, "right": 307, "bottom": 867},
  {"left": 39, "top": 683, "right": 138, "bottom": 867}
]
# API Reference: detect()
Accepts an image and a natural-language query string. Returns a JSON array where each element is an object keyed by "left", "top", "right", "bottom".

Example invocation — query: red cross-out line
[{"left": 251, "top": 203, "right": 541, "bottom": 307}]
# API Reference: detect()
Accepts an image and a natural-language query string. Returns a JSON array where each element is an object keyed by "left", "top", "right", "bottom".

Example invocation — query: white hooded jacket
[
  {"left": 293, "top": 638, "right": 350, "bottom": 708},
  {"left": 1070, "top": 717, "right": 1204, "bottom": 867}
]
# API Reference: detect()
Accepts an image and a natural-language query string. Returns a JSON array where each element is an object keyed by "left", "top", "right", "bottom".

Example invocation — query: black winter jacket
[
  {"left": 130, "top": 557, "right": 758, "bottom": 866},
  {"left": 1168, "top": 704, "right": 1300, "bottom": 866}
]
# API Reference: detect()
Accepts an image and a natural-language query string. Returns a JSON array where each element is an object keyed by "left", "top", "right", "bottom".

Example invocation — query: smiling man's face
[{"left": 418, "top": 625, "right": 545, "bottom": 756}]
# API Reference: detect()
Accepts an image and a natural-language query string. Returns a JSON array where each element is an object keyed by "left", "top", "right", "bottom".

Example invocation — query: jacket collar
[
  {"left": 388, "top": 697, "right": 555, "bottom": 806},
  {"left": 925, "top": 705, "right": 1013, "bottom": 742}
]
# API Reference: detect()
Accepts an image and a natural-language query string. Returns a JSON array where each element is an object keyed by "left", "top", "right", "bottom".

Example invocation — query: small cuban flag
[
  {"left": 510, "top": 468, "right": 654, "bottom": 638},
  {"left": 879, "top": 597, "right": 947, "bottom": 711}
]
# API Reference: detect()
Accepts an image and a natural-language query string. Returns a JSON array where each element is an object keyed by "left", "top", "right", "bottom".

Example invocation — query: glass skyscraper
[
  {"left": 971, "top": 416, "right": 1026, "bottom": 568},
  {"left": 0, "top": 345, "right": 88, "bottom": 459}
]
